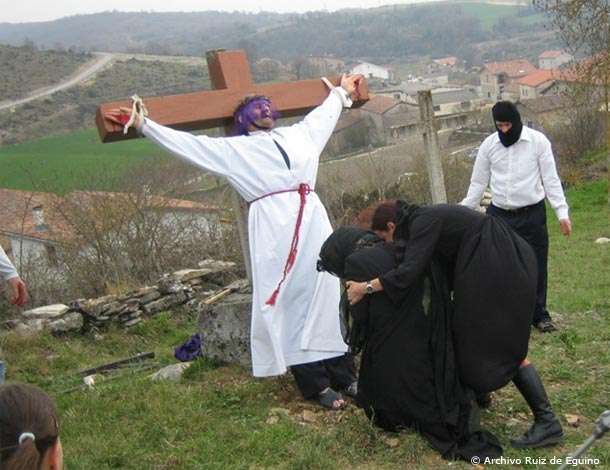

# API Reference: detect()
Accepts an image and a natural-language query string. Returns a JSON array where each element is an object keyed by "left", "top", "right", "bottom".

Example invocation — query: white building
[
  {"left": 538, "top": 50, "right": 574, "bottom": 70},
  {"left": 347, "top": 61, "right": 395, "bottom": 81}
]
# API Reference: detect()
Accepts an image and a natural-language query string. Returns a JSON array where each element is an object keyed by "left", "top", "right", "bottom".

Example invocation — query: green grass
[
  {"left": 459, "top": 2, "right": 545, "bottom": 32},
  {"left": 0, "top": 129, "right": 171, "bottom": 194},
  {"left": 1, "top": 180, "right": 609, "bottom": 469}
]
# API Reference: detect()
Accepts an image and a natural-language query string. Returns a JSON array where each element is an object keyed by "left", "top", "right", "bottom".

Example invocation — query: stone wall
[{"left": 6, "top": 260, "right": 242, "bottom": 334}]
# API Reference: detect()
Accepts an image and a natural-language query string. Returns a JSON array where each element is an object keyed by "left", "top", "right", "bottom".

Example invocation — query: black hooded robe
[
  {"left": 381, "top": 202, "right": 537, "bottom": 393},
  {"left": 340, "top": 234, "right": 502, "bottom": 460}
]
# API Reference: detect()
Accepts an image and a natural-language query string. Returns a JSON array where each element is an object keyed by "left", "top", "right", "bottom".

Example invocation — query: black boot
[{"left": 510, "top": 364, "right": 564, "bottom": 448}]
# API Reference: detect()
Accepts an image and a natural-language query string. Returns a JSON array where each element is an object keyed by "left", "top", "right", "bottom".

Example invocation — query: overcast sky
[{"left": 1, "top": 0, "right": 443, "bottom": 24}]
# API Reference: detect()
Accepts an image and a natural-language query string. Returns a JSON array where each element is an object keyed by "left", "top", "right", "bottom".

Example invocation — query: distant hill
[
  {"left": 0, "top": 44, "right": 92, "bottom": 100},
  {"left": 0, "top": 1, "right": 561, "bottom": 146},
  {"left": 0, "top": 3, "right": 556, "bottom": 64},
  {"left": 0, "top": 53, "right": 213, "bottom": 146}
]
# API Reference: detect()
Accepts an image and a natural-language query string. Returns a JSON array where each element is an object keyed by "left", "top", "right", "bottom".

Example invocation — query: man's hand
[
  {"left": 8, "top": 277, "right": 27, "bottom": 306},
  {"left": 105, "top": 107, "right": 144, "bottom": 133},
  {"left": 345, "top": 280, "right": 366, "bottom": 305},
  {"left": 559, "top": 219, "right": 572, "bottom": 236},
  {"left": 340, "top": 74, "right": 364, "bottom": 101},
  {"left": 105, "top": 107, "right": 133, "bottom": 126}
]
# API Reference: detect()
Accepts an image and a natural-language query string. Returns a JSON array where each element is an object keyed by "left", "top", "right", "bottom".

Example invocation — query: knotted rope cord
[
  {"left": 123, "top": 94, "right": 149, "bottom": 134},
  {"left": 261, "top": 183, "right": 312, "bottom": 306}
]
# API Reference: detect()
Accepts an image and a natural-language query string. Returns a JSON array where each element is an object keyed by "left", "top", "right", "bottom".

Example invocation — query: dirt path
[{"left": 0, "top": 52, "right": 113, "bottom": 111}]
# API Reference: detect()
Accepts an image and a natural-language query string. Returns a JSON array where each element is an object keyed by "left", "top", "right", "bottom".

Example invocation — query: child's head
[{"left": 0, "top": 383, "right": 62, "bottom": 470}]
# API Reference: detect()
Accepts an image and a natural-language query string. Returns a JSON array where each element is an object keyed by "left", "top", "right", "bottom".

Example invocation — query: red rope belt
[{"left": 248, "top": 183, "right": 312, "bottom": 306}]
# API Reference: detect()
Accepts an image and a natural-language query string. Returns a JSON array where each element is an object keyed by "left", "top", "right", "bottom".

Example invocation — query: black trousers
[
  {"left": 290, "top": 353, "right": 357, "bottom": 399},
  {"left": 487, "top": 200, "right": 551, "bottom": 326}
]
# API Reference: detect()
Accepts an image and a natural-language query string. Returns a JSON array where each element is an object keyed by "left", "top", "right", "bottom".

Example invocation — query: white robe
[{"left": 142, "top": 89, "right": 350, "bottom": 377}]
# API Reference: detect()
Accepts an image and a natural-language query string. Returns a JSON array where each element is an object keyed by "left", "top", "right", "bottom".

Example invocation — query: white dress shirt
[
  {"left": 0, "top": 245, "right": 18, "bottom": 281},
  {"left": 461, "top": 126, "right": 569, "bottom": 220}
]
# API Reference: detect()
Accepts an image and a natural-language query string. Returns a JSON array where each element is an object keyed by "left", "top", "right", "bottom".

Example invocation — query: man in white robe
[{"left": 106, "top": 75, "right": 361, "bottom": 409}]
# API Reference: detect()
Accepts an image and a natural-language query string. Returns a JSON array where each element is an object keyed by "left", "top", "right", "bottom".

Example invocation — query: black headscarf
[
  {"left": 317, "top": 227, "right": 381, "bottom": 278},
  {"left": 492, "top": 101, "right": 523, "bottom": 147}
]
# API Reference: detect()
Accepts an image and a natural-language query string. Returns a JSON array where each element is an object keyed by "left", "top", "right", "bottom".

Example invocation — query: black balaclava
[{"left": 492, "top": 101, "right": 523, "bottom": 147}]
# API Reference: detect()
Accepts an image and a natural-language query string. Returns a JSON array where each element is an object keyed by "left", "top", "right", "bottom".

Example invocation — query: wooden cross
[
  {"left": 95, "top": 49, "right": 369, "bottom": 142},
  {"left": 95, "top": 49, "right": 369, "bottom": 281}
]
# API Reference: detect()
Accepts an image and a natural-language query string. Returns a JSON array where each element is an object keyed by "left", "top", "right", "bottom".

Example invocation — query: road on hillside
[{"left": 0, "top": 52, "right": 113, "bottom": 111}]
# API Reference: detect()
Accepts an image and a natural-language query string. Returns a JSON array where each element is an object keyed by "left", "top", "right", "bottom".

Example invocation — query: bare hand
[
  {"left": 345, "top": 280, "right": 365, "bottom": 305},
  {"left": 8, "top": 277, "right": 27, "bottom": 306},
  {"left": 104, "top": 107, "right": 134, "bottom": 126},
  {"left": 559, "top": 219, "right": 572, "bottom": 236},
  {"left": 340, "top": 74, "right": 364, "bottom": 101}
]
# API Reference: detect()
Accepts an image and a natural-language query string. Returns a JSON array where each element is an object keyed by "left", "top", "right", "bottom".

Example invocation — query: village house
[
  {"left": 373, "top": 82, "right": 432, "bottom": 105},
  {"left": 0, "top": 188, "right": 222, "bottom": 272},
  {"left": 518, "top": 69, "right": 564, "bottom": 100},
  {"left": 428, "top": 56, "right": 465, "bottom": 73},
  {"left": 517, "top": 95, "right": 573, "bottom": 132},
  {"left": 479, "top": 59, "right": 538, "bottom": 102},
  {"left": 408, "top": 71, "right": 450, "bottom": 86},
  {"left": 430, "top": 88, "right": 482, "bottom": 117},
  {"left": 374, "top": 82, "right": 481, "bottom": 119},
  {"left": 353, "top": 94, "right": 417, "bottom": 144},
  {"left": 538, "top": 50, "right": 574, "bottom": 70},
  {"left": 346, "top": 60, "right": 396, "bottom": 82}
]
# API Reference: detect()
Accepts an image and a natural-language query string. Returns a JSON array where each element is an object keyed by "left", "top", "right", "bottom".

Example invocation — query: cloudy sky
[{"left": 1, "top": 0, "right": 442, "bottom": 24}]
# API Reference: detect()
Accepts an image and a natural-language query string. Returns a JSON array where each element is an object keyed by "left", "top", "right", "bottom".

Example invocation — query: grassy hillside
[
  {"left": 459, "top": 2, "right": 544, "bottom": 31},
  {"left": 0, "top": 2, "right": 554, "bottom": 60},
  {"left": 0, "top": 179, "right": 608, "bottom": 469},
  {"left": 0, "top": 130, "right": 169, "bottom": 193},
  {"left": 0, "top": 55, "right": 211, "bottom": 146},
  {"left": 0, "top": 44, "right": 92, "bottom": 100}
]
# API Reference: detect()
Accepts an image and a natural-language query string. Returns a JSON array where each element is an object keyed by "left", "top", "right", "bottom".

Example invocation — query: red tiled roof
[
  {"left": 362, "top": 94, "right": 401, "bottom": 114},
  {"left": 539, "top": 50, "right": 565, "bottom": 59},
  {"left": 517, "top": 69, "right": 558, "bottom": 87},
  {"left": 520, "top": 94, "right": 572, "bottom": 113},
  {"left": 482, "top": 59, "right": 537, "bottom": 78},
  {"left": 434, "top": 56, "right": 459, "bottom": 66}
]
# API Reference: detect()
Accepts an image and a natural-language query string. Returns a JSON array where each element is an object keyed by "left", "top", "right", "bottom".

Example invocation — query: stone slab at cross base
[{"left": 197, "top": 293, "right": 252, "bottom": 369}]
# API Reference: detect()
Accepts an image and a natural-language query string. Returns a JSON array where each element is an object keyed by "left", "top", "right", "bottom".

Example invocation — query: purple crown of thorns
[{"left": 233, "top": 95, "right": 279, "bottom": 135}]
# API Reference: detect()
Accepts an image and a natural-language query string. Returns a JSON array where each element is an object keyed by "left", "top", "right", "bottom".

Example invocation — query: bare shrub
[
  {"left": 546, "top": 97, "right": 606, "bottom": 170},
  {"left": 317, "top": 149, "right": 474, "bottom": 227},
  {"left": 49, "top": 189, "right": 236, "bottom": 298}
]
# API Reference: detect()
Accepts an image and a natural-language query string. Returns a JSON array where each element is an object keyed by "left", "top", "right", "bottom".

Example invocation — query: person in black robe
[
  {"left": 346, "top": 201, "right": 564, "bottom": 449},
  {"left": 318, "top": 226, "right": 503, "bottom": 461}
]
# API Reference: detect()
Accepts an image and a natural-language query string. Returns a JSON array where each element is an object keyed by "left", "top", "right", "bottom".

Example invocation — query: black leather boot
[{"left": 510, "top": 364, "right": 564, "bottom": 448}]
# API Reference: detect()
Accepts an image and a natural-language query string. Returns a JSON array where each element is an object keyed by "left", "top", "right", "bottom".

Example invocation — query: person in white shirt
[
  {"left": 0, "top": 245, "right": 27, "bottom": 306},
  {"left": 461, "top": 101, "right": 572, "bottom": 333}
]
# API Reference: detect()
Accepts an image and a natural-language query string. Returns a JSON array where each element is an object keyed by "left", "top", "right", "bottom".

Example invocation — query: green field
[
  {"left": 0, "top": 129, "right": 169, "bottom": 194},
  {"left": 459, "top": 1, "right": 545, "bottom": 32}
]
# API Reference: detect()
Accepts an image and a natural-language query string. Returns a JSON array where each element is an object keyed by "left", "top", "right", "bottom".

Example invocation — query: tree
[{"left": 533, "top": 0, "right": 610, "bottom": 208}]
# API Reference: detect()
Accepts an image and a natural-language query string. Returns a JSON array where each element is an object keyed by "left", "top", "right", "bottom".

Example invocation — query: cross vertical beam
[{"left": 206, "top": 50, "right": 254, "bottom": 283}]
